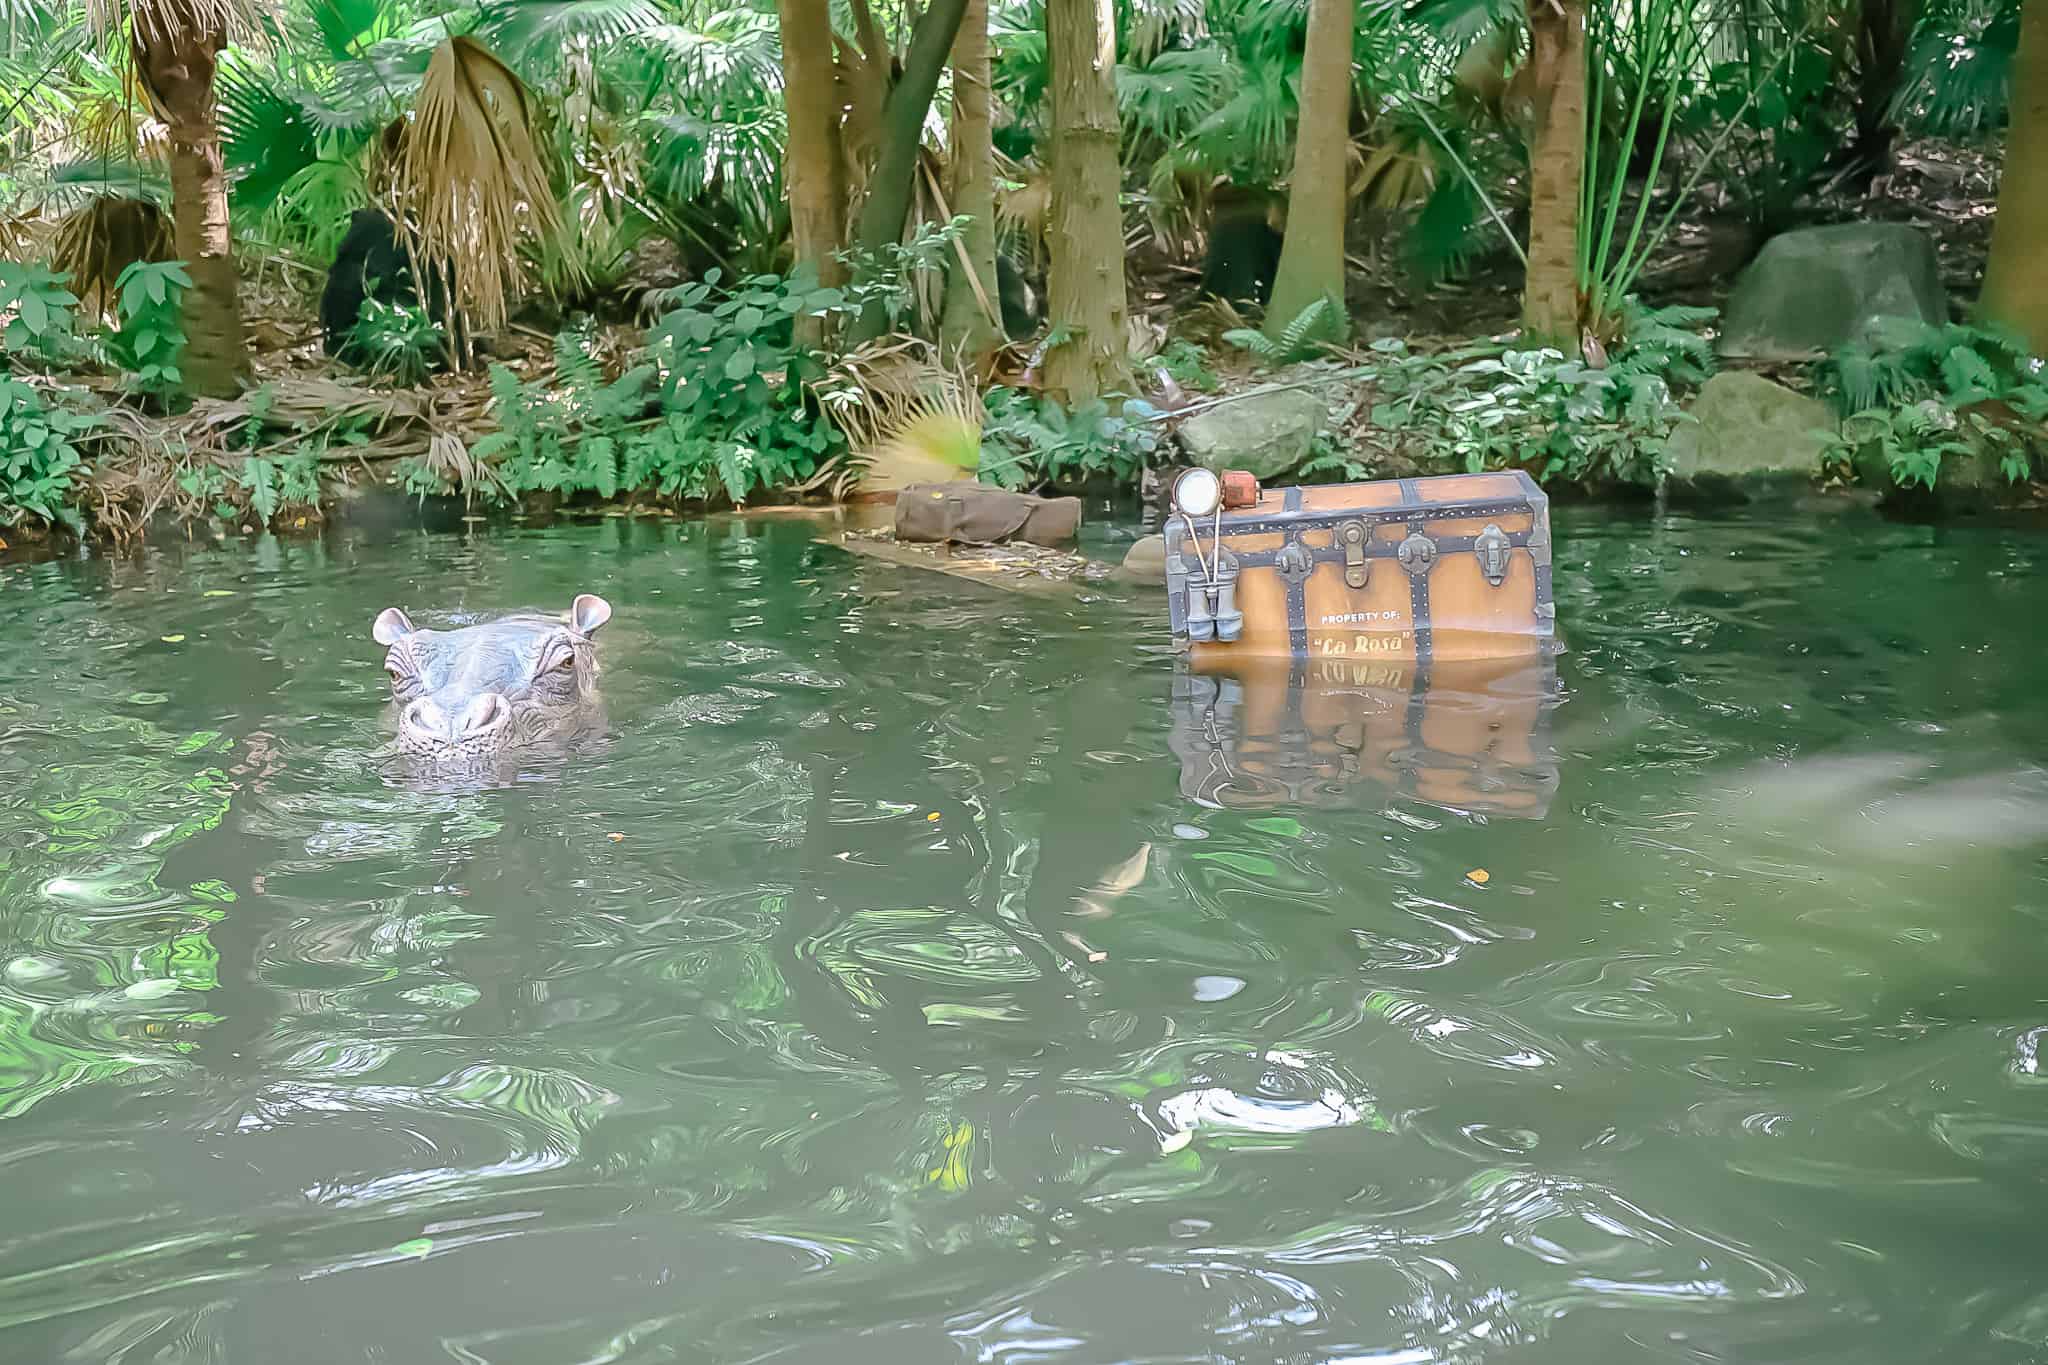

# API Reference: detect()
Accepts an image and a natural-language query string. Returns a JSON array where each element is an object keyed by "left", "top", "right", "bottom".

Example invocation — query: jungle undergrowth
[{"left": 1814, "top": 319, "right": 2048, "bottom": 492}]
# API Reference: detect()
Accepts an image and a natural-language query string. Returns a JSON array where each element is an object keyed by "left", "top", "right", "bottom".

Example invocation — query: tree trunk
[
  {"left": 939, "top": 0, "right": 1003, "bottom": 360},
  {"left": 845, "top": 0, "right": 972, "bottom": 344},
  {"left": 1263, "top": 0, "right": 1352, "bottom": 341},
  {"left": 779, "top": 0, "right": 848, "bottom": 349},
  {"left": 1847, "top": 0, "right": 1918, "bottom": 187},
  {"left": 138, "top": 22, "right": 245, "bottom": 398},
  {"left": 1520, "top": 0, "right": 1586, "bottom": 348},
  {"left": 1044, "top": 0, "right": 1132, "bottom": 405},
  {"left": 1982, "top": 0, "right": 2048, "bottom": 354}
]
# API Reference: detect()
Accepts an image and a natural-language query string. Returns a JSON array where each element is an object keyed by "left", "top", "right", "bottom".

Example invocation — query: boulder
[
  {"left": 1177, "top": 390, "right": 1324, "bottom": 481},
  {"left": 1718, "top": 223, "right": 1947, "bottom": 361},
  {"left": 1118, "top": 533, "right": 1167, "bottom": 584},
  {"left": 1663, "top": 372, "right": 1832, "bottom": 501}
]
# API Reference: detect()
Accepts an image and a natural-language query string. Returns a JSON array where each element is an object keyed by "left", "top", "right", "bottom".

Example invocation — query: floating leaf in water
[
  {"left": 1467, "top": 868, "right": 1491, "bottom": 885},
  {"left": 605, "top": 832, "right": 624, "bottom": 842},
  {"left": 926, "top": 1121, "right": 974, "bottom": 1191},
  {"left": 159, "top": 635, "right": 185, "bottom": 644},
  {"left": 1195, "top": 850, "right": 1281, "bottom": 878},
  {"left": 392, "top": 1238, "right": 434, "bottom": 1260},
  {"left": 201, "top": 589, "right": 235, "bottom": 597},
  {"left": 1247, "top": 816, "right": 1303, "bottom": 838}
]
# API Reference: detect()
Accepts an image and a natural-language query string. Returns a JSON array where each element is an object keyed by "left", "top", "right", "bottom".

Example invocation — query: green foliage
[
  {"left": 1814, "top": 319, "right": 2046, "bottom": 492},
  {"left": 0, "top": 263, "right": 81, "bottom": 365},
  {"left": 455, "top": 278, "right": 848, "bottom": 507},
  {"left": 980, "top": 386, "right": 1161, "bottom": 488},
  {"left": 105, "top": 261, "right": 193, "bottom": 394},
  {"left": 1361, "top": 302, "right": 1712, "bottom": 487},
  {"left": 233, "top": 451, "right": 323, "bottom": 524},
  {"left": 1150, "top": 338, "right": 1220, "bottom": 393},
  {"left": 835, "top": 216, "right": 969, "bottom": 337},
  {"left": 0, "top": 376, "right": 94, "bottom": 530},
  {"left": 1893, "top": 2, "right": 2017, "bottom": 137},
  {"left": 644, "top": 268, "right": 845, "bottom": 497},
  {"left": 470, "top": 329, "right": 656, "bottom": 501},
  {"left": 350, "top": 295, "right": 444, "bottom": 386},
  {"left": 1817, "top": 319, "right": 2038, "bottom": 416},
  {"left": 1224, "top": 297, "right": 1339, "bottom": 366}
]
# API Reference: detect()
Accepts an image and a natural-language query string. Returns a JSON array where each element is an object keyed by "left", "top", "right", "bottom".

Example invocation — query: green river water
[{"left": 3, "top": 506, "right": 2048, "bottom": 1363}]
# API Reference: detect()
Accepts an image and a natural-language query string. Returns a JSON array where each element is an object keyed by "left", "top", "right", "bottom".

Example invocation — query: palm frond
[
  {"left": 396, "top": 34, "right": 571, "bottom": 337},
  {"left": 1892, "top": 2, "right": 2016, "bottom": 135},
  {"left": 1398, "top": 0, "right": 1520, "bottom": 55},
  {"left": 1185, "top": 52, "right": 1293, "bottom": 181},
  {"left": 629, "top": 11, "right": 782, "bottom": 99},
  {"left": 219, "top": 64, "right": 324, "bottom": 214},
  {"left": 1403, "top": 170, "right": 1485, "bottom": 284},
  {"left": 476, "top": 0, "right": 667, "bottom": 80},
  {"left": 1117, "top": 45, "right": 1234, "bottom": 152},
  {"left": 34, "top": 158, "right": 172, "bottom": 211},
  {"left": 1120, "top": 0, "right": 1205, "bottom": 63},
  {"left": 49, "top": 194, "right": 170, "bottom": 317}
]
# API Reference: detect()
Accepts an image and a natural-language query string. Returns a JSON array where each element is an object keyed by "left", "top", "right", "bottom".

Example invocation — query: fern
[
  {"left": 553, "top": 329, "right": 606, "bottom": 399},
  {"left": 1612, "top": 299, "right": 1717, "bottom": 387},
  {"left": 713, "top": 443, "right": 752, "bottom": 504},
  {"left": 1940, "top": 344, "right": 2000, "bottom": 403},
  {"left": 1225, "top": 296, "right": 1337, "bottom": 366}
]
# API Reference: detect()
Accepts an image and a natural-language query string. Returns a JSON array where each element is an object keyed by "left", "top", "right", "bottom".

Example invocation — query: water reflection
[
  {"left": 5, "top": 511, "right": 2048, "bottom": 1363},
  {"left": 1169, "top": 654, "right": 1563, "bottom": 817}
]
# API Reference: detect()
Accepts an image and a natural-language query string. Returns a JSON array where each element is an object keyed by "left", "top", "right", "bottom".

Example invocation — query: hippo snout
[
  {"left": 373, "top": 595, "right": 613, "bottom": 765},
  {"left": 402, "top": 692, "right": 513, "bottom": 749}
]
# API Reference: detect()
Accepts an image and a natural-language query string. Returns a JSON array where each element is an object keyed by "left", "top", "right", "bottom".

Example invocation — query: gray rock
[
  {"left": 1177, "top": 389, "right": 1325, "bottom": 480},
  {"left": 1118, "top": 533, "right": 1167, "bottom": 585},
  {"left": 1718, "top": 223, "right": 1947, "bottom": 361},
  {"left": 1663, "top": 371, "right": 1833, "bottom": 501}
]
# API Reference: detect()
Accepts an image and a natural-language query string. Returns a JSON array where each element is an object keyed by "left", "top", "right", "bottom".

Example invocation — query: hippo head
[{"left": 372, "top": 594, "right": 612, "bottom": 760}]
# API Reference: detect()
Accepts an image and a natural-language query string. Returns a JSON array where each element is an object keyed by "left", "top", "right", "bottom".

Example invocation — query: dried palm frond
[
  {"left": 820, "top": 337, "right": 986, "bottom": 496},
  {"left": 866, "top": 388, "right": 983, "bottom": 484},
  {"left": 1349, "top": 133, "right": 1439, "bottom": 215},
  {"left": 395, "top": 35, "right": 572, "bottom": 341},
  {"left": 50, "top": 196, "right": 172, "bottom": 319},
  {"left": 996, "top": 162, "right": 1051, "bottom": 263}
]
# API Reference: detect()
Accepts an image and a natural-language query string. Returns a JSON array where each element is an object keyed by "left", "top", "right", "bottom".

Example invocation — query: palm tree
[
  {"left": 940, "top": 0, "right": 1003, "bottom": 360},
  {"left": 1263, "top": 0, "right": 1352, "bottom": 340},
  {"left": 1044, "top": 0, "right": 1131, "bottom": 403},
  {"left": 1521, "top": 0, "right": 1585, "bottom": 348},
  {"left": 1980, "top": 0, "right": 2046, "bottom": 352},
  {"left": 779, "top": 0, "right": 845, "bottom": 348},
  {"left": 121, "top": 0, "right": 251, "bottom": 396}
]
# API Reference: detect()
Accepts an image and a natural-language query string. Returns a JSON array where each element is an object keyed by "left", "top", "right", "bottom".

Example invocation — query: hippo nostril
[
  {"left": 403, "top": 698, "right": 452, "bottom": 740},
  {"left": 459, "top": 692, "right": 511, "bottom": 737}
]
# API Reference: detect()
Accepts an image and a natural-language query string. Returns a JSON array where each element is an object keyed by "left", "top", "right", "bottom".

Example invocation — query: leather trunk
[{"left": 1164, "top": 471, "right": 1555, "bottom": 665}]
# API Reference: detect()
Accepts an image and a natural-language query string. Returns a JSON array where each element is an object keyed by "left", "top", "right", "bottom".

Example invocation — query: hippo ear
[
  {"left": 372, "top": 607, "right": 416, "bottom": 646},
  {"left": 569, "top": 594, "right": 612, "bottom": 637}
]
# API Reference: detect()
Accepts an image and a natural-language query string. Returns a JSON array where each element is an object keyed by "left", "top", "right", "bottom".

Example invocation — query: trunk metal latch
[
  {"left": 1398, "top": 529, "right": 1438, "bottom": 577},
  {"left": 1475, "top": 522, "right": 1511, "bottom": 587},
  {"left": 1339, "top": 521, "right": 1369, "bottom": 588}
]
